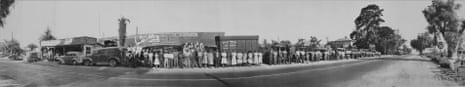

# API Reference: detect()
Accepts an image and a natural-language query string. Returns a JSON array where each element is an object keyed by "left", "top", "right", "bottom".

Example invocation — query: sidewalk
[{"left": 147, "top": 55, "right": 387, "bottom": 74}]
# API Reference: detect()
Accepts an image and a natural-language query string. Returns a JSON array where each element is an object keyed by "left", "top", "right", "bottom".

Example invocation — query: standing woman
[
  {"left": 207, "top": 50, "right": 214, "bottom": 67},
  {"left": 203, "top": 51, "right": 209, "bottom": 67},
  {"left": 237, "top": 52, "right": 243, "bottom": 66},
  {"left": 248, "top": 51, "right": 253, "bottom": 65},
  {"left": 221, "top": 51, "right": 228, "bottom": 66},
  {"left": 231, "top": 51, "right": 237, "bottom": 66},
  {"left": 153, "top": 51, "right": 160, "bottom": 68},
  {"left": 197, "top": 50, "right": 204, "bottom": 67},
  {"left": 182, "top": 48, "right": 189, "bottom": 68},
  {"left": 254, "top": 51, "right": 259, "bottom": 64},
  {"left": 244, "top": 52, "right": 249, "bottom": 65},
  {"left": 258, "top": 51, "right": 263, "bottom": 64},
  {"left": 270, "top": 50, "right": 275, "bottom": 65},
  {"left": 148, "top": 50, "right": 154, "bottom": 67}
]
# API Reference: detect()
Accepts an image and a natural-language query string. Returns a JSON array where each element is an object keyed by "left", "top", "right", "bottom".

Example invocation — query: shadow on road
[{"left": 363, "top": 56, "right": 431, "bottom": 62}]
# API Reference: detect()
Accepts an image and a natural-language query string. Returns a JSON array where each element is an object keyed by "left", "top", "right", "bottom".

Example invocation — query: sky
[{"left": 1, "top": 0, "right": 465, "bottom": 47}]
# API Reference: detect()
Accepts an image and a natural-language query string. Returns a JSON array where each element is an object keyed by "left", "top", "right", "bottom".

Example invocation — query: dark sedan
[{"left": 57, "top": 52, "right": 82, "bottom": 65}]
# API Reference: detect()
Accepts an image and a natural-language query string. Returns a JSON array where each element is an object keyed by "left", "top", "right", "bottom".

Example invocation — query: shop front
[{"left": 40, "top": 36, "right": 102, "bottom": 61}]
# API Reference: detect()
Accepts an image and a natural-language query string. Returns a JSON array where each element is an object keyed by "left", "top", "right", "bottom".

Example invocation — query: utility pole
[
  {"left": 98, "top": 9, "right": 102, "bottom": 38},
  {"left": 135, "top": 26, "right": 138, "bottom": 46}
]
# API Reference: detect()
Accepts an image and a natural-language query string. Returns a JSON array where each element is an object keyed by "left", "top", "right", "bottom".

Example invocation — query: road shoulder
[{"left": 332, "top": 55, "right": 459, "bottom": 87}]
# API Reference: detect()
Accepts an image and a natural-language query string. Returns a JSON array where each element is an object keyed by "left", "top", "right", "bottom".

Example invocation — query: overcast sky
[{"left": 1, "top": 0, "right": 465, "bottom": 47}]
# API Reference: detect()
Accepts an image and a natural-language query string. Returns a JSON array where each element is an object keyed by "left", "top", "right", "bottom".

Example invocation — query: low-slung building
[
  {"left": 99, "top": 32, "right": 225, "bottom": 48},
  {"left": 326, "top": 37, "right": 354, "bottom": 49},
  {"left": 216, "top": 35, "right": 260, "bottom": 52}
]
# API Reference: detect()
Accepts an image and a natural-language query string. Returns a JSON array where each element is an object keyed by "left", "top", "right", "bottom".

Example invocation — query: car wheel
[
  {"left": 83, "top": 60, "right": 92, "bottom": 66},
  {"left": 72, "top": 60, "right": 78, "bottom": 65},
  {"left": 57, "top": 60, "right": 63, "bottom": 65},
  {"left": 109, "top": 59, "right": 118, "bottom": 67}
]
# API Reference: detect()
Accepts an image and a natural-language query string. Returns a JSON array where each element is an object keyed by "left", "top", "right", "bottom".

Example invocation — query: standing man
[
  {"left": 283, "top": 49, "right": 288, "bottom": 64},
  {"left": 272, "top": 49, "right": 278, "bottom": 65}
]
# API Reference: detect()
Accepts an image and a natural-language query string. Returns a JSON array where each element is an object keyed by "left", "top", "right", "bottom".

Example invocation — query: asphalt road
[
  {"left": 75, "top": 56, "right": 397, "bottom": 87},
  {"left": 0, "top": 56, "right": 426, "bottom": 87},
  {"left": 0, "top": 58, "right": 150, "bottom": 87}
]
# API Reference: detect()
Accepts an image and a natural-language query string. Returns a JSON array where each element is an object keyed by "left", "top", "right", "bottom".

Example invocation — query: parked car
[
  {"left": 8, "top": 55, "right": 22, "bottom": 60},
  {"left": 24, "top": 52, "right": 40, "bottom": 63},
  {"left": 82, "top": 47, "right": 127, "bottom": 66},
  {"left": 57, "top": 52, "right": 83, "bottom": 65}
]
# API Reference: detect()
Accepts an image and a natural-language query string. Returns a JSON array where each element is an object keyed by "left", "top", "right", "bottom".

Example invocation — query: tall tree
[
  {"left": 410, "top": 33, "right": 434, "bottom": 54},
  {"left": 0, "top": 0, "right": 14, "bottom": 27},
  {"left": 423, "top": 0, "right": 464, "bottom": 59},
  {"left": 351, "top": 4, "right": 406, "bottom": 54},
  {"left": 351, "top": 4, "right": 385, "bottom": 49},
  {"left": 118, "top": 17, "right": 130, "bottom": 47},
  {"left": 39, "top": 27, "right": 57, "bottom": 41}
]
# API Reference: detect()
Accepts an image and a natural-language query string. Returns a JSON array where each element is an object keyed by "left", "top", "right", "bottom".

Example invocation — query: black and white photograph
[{"left": 0, "top": 0, "right": 465, "bottom": 87}]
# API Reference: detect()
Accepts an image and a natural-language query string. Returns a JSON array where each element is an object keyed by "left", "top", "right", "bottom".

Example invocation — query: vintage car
[
  {"left": 24, "top": 52, "right": 40, "bottom": 63},
  {"left": 8, "top": 55, "right": 22, "bottom": 60},
  {"left": 82, "top": 47, "right": 127, "bottom": 66},
  {"left": 57, "top": 52, "right": 83, "bottom": 65}
]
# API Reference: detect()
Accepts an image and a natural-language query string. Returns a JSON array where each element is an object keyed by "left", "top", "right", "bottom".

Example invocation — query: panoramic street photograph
[{"left": 1, "top": 0, "right": 465, "bottom": 87}]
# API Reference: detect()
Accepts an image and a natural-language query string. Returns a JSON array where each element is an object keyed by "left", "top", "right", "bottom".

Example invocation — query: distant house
[{"left": 326, "top": 37, "right": 354, "bottom": 49}]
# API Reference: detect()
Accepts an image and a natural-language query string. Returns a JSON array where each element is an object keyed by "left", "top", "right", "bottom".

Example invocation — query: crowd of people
[
  {"left": 123, "top": 43, "right": 379, "bottom": 68},
  {"left": 263, "top": 49, "right": 379, "bottom": 65},
  {"left": 124, "top": 42, "right": 266, "bottom": 68}
]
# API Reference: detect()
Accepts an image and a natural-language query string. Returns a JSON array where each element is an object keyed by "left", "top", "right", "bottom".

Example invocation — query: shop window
[{"left": 85, "top": 47, "right": 92, "bottom": 55}]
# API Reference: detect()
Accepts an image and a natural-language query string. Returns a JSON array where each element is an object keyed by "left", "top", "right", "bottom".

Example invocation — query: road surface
[{"left": 0, "top": 55, "right": 459, "bottom": 87}]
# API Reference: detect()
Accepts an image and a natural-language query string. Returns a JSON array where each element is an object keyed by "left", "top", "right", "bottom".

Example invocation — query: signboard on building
[{"left": 41, "top": 40, "right": 63, "bottom": 46}]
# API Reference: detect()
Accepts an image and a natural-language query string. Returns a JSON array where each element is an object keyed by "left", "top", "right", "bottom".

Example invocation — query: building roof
[
  {"left": 217, "top": 35, "right": 259, "bottom": 40},
  {"left": 334, "top": 37, "right": 353, "bottom": 42},
  {"left": 41, "top": 36, "right": 98, "bottom": 47}
]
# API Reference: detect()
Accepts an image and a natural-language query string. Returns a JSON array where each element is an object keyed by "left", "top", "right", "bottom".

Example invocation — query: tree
[
  {"left": 401, "top": 45, "right": 412, "bottom": 55},
  {"left": 39, "top": 27, "right": 56, "bottom": 41},
  {"left": 118, "top": 17, "right": 130, "bottom": 47},
  {"left": 1, "top": 39, "right": 23, "bottom": 56},
  {"left": 351, "top": 4, "right": 385, "bottom": 49},
  {"left": 410, "top": 33, "right": 434, "bottom": 54},
  {"left": 295, "top": 38, "right": 305, "bottom": 47},
  {"left": 422, "top": 0, "right": 464, "bottom": 59},
  {"left": 26, "top": 43, "right": 38, "bottom": 51},
  {"left": 0, "top": 0, "right": 15, "bottom": 27},
  {"left": 309, "top": 36, "right": 321, "bottom": 48},
  {"left": 351, "top": 4, "right": 406, "bottom": 54}
]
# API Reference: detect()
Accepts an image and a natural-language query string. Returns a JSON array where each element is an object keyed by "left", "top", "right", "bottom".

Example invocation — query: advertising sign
[{"left": 41, "top": 40, "right": 63, "bottom": 46}]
